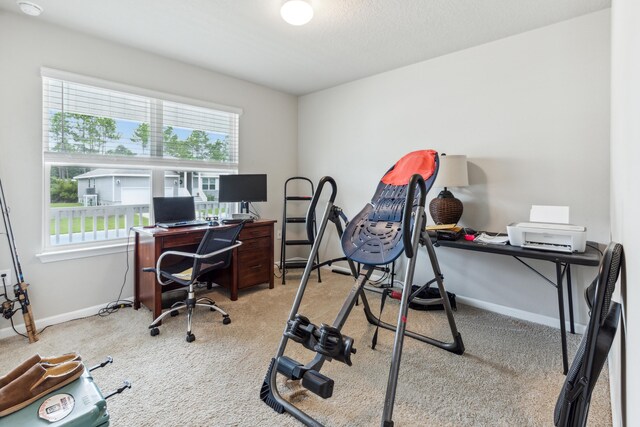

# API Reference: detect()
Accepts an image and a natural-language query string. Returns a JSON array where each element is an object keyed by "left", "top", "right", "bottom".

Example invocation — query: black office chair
[
  {"left": 144, "top": 224, "right": 243, "bottom": 342},
  {"left": 554, "top": 242, "right": 624, "bottom": 427}
]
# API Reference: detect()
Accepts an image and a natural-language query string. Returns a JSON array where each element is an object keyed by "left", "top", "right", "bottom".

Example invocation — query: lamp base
[{"left": 429, "top": 190, "right": 463, "bottom": 225}]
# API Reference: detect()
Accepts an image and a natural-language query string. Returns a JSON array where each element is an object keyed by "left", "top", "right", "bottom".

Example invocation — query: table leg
[
  {"left": 133, "top": 234, "right": 141, "bottom": 310},
  {"left": 566, "top": 264, "right": 575, "bottom": 334},
  {"left": 556, "top": 262, "right": 569, "bottom": 375}
]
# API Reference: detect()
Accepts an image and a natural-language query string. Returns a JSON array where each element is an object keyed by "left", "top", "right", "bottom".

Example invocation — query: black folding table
[{"left": 430, "top": 234, "right": 601, "bottom": 374}]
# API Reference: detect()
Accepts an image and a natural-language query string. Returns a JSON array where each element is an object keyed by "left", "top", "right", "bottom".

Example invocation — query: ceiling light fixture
[
  {"left": 280, "top": 0, "right": 313, "bottom": 26},
  {"left": 16, "top": 1, "right": 43, "bottom": 16}
]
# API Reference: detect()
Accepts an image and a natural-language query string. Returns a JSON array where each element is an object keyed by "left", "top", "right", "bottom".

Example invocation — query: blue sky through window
[
  {"left": 48, "top": 111, "right": 229, "bottom": 156},
  {"left": 114, "top": 119, "right": 229, "bottom": 156}
]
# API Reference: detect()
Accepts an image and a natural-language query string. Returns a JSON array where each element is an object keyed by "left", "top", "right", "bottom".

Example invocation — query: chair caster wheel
[
  {"left": 150, "top": 327, "right": 159, "bottom": 337},
  {"left": 186, "top": 333, "right": 195, "bottom": 342},
  {"left": 170, "top": 310, "right": 179, "bottom": 317},
  {"left": 223, "top": 316, "right": 231, "bottom": 325}
]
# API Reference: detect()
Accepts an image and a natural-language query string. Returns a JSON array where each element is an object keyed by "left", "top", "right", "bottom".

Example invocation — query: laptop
[{"left": 153, "top": 196, "right": 208, "bottom": 228}]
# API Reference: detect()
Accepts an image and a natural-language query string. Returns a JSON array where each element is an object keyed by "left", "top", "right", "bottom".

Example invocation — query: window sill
[{"left": 36, "top": 241, "right": 133, "bottom": 263}]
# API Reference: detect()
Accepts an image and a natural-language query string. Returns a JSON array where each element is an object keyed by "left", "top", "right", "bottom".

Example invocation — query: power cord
[
  {"left": 587, "top": 242, "right": 604, "bottom": 256},
  {"left": 37, "top": 312, "right": 100, "bottom": 337},
  {"left": 249, "top": 202, "right": 258, "bottom": 216},
  {"left": 98, "top": 228, "right": 134, "bottom": 317},
  {"left": 273, "top": 263, "right": 283, "bottom": 279},
  {"left": 249, "top": 202, "right": 261, "bottom": 219},
  {"left": 10, "top": 316, "right": 28, "bottom": 339},
  {"left": 36, "top": 230, "right": 136, "bottom": 337}
]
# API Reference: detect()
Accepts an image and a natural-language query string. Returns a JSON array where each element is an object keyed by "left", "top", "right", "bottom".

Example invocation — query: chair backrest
[
  {"left": 554, "top": 242, "right": 624, "bottom": 427},
  {"left": 341, "top": 150, "right": 439, "bottom": 266},
  {"left": 192, "top": 223, "right": 243, "bottom": 276}
]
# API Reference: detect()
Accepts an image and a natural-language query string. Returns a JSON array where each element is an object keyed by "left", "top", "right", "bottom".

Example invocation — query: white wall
[
  {"left": 0, "top": 12, "right": 297, "bottom": 322},
  {"left": 610, "top": 1, "right": 639, "bottom": 425},
  {"left": 299, "top": 11, "right": 611, "bottom": 326}
]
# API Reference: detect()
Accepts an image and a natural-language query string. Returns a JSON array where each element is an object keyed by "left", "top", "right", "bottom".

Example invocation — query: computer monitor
[
  {"left": 153, "top": 196, "right": 196, "bottom": 223},
  {"left": 218, "top": 174, "right": 267, "bottom": 213}
]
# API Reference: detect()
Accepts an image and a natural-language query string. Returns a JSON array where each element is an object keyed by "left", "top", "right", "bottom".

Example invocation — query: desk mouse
[{"left": 210, "top": 221, "right": 220, "bottom": 227}]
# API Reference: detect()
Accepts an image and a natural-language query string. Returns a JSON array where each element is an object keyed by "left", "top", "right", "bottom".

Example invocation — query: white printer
[{"left": 506, "top": 205, "right": 587, "bottom": 253}]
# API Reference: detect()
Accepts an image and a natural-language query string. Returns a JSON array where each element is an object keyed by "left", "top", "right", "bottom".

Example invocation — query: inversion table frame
[{"left": 261, "top": 151, "right": 464, "bottom": 427}]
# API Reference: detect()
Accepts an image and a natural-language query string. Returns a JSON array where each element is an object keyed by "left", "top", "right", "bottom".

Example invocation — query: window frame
[{"left": 39, "top": 68, "right": 243, "bottom": 260}]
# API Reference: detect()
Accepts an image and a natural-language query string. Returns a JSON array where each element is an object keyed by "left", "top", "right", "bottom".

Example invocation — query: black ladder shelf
[{"left": 280, "top": 177, "right": 321, "bottom": 284}]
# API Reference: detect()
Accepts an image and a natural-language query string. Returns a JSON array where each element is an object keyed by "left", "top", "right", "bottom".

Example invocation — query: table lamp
[{"left": 428, "top": 154, "right": 469, "bottom": 225}]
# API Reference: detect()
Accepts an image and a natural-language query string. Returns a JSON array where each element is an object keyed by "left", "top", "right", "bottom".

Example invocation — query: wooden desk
[
  {"left": 133, "top": 220, "right": 276, "bottom": 320},
  {"left": 429, "top": 233, "right": 601, "bottom": 374}
]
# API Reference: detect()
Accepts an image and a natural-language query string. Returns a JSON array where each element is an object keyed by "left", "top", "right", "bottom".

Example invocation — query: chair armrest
[
  {"left": 197, "top": 239, "right": 243, "bottom": 260},
  {"left": 155, "top": 240, "right": 243, "bottom": 286}
]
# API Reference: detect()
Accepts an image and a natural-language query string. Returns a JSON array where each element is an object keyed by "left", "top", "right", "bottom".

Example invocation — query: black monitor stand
[{"left": 240, "top": 201, "right": 250, "bottom": 214}]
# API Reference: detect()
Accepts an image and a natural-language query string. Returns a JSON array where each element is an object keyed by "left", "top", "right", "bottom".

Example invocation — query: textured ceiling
[{"left": 0, "top": 0, "right": 610, "bottom": 95}]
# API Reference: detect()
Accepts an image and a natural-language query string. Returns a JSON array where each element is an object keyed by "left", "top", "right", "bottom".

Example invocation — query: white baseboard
[
  {"left": 329, "top": 266, "right": 586, "bottom": 333},
  {"left": 456, "top": 295, "right": 586, "bottom": 334},
  {"left": 276, "top": 260, "right": 388, "bottom": 282},
  {"left": 323, "top": 265, "right": 585, "bottom": 333},
  {"left": 328, "top": 264, "right": 387, "bottom": 282},
  {"left": 0, "top": 296, "right": 135, "bottom": 341}
]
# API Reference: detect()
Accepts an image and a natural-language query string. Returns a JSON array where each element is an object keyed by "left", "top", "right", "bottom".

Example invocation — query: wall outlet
[
  {"left": 0, "top": 269, "right": 11, "bottom": 288},
  {"left": 276, "top": 230, "right": 282, "bottom": 240}
]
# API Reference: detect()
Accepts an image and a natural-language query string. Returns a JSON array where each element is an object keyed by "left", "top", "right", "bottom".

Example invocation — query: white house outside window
[{"left": 42, "top": 68, "right": 241, "bottom": 249}]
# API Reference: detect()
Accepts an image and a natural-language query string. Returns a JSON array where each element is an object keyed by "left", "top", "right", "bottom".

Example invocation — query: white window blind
[{"left": 42, "top": 70, "right": 240, "bottom": 171}]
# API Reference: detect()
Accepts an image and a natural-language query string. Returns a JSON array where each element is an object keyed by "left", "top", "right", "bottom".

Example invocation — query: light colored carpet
[{"left": 0, "top": 272, "right": 611, "bottom": 426}]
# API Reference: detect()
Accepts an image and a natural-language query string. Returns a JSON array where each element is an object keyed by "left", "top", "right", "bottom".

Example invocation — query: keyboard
[{"left": 156, "top": 220, "right": 209, "bottom": 228}]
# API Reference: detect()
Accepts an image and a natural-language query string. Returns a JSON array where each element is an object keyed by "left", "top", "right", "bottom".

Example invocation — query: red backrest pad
[{"left": 380, "top": 149, "right": 437, "bottom": 186}]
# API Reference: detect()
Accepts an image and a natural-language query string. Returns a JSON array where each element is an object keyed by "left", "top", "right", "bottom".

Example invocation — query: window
[
  {"left": 198, "top": 176, "right": 217, "bottom": 191},
  {"left": 42, "top": 68, "right": 242, "bottom": 249}
]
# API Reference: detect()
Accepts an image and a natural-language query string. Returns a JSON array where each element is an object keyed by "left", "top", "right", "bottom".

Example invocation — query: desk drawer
[
  {"left": 238, "top": 251, "right": 270, "bottom": 288},
  {"left": 161, "top": 232, "right": 205, "bottom": 249},
  {"left": 240, "top": 226, "right": 272, "bottom": 240},
  {"left": 238, "top": 236, "right": 270, "bottom": 253}
]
